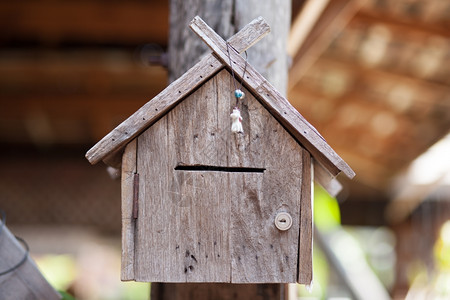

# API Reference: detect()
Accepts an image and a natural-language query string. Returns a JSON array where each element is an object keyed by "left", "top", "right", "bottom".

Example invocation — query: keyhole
[{"left": 275, "top": 212, "right": 292, "bottom": 231}]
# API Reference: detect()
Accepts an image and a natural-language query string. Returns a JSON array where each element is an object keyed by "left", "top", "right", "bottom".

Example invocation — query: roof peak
[{"left": 86, "top": 16, "right": 354, "bottom": 182}]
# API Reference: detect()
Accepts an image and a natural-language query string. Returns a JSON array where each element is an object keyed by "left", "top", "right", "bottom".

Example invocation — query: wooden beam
[
  {"left": 0, "top": 95, "right": 155, "bottom": 145},
  {"left": 0, "top": 1, "right": 169, "bottom": 45},
  {"left": 288, "top": 0, "right": 363, "bottom": 91},
  {"left": 315, "top": 56, "right": 450, "bottom": 99},
  {"left": 385, "top": 134, "right": 450, "bottom": 224},
  {"left": 190, "top": 16, "right": 355, "bottom": 179},
  {"left": 385, "top": 176, "right": 448, "bottom": 225},
  {"left": 355, "top": 7, "right": 450, "bottom": 39},
  {"left": 287, "top": 0, "right": 330, "bottom": 56},
  {"left": 0, "top": 50, "right": 167, "bottom": 98},
  {"left": 340, "top": 199, "right": 390, "bottom": 226}
]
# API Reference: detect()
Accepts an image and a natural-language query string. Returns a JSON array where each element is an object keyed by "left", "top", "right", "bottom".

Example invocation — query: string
[
  {"left": 226, "top": 42, "right": 248, "bottom": 106},
  {"left": 0, "top": 209, "right": 30, "bottom": 276}
]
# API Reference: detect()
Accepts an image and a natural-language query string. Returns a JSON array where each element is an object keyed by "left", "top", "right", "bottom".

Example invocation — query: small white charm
[{"left": 230, "top": 107, "right": 243, "bottom": 133}]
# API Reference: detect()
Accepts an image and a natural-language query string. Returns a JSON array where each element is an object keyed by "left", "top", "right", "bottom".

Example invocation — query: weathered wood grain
[
  {"left": 220, "top": 72, "right": 303, "bottom": 283},
  {"left": 86, "top": 16, "right": 270, "bottom": 166},
  {"left": 189, "top": 16, "right": 355, "bottom": 179},
  {"left": 135, "top": 99, "right": 231, "bottom": 282},
  {"left": 86, "top": 53, "right": 221, "bottom": 165},
  {"left": 159, "top": 8, "right": 290, "bottom": 297},
  {"left": 298, "top": 149, "right": 313, "bottom": 284},
  {"left": 0, "top": 225, "right": 61, "bottom": 300},
  {"left": 121, "top": 140, "right": 137, "bottom": 281},
  {"left": 131, "top": 70, "right": 306, "bottom": 283},
  {"left": 168, "top": 0, "right": 234, "bottom": 82},
  {"left": 234, "top": 1, "right": 291, "bottom": 94}
]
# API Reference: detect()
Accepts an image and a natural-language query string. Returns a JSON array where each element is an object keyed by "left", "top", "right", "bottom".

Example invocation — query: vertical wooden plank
[
  {"left": 169, "top": 171, "right": 231, "bottom": 282},
  {"left": 121, "top": 140, "right": 137, "bottom": 281},
  {"left": 298, "top": 151, "right": 313, "bottom": 284},
  {"left": 135, "top": 113, "right": 170, "bottom": 281},
  {"left": 135, "top": 76, "right": 232, "bottom": 282},
  {"left": 226, "top": 72, "right": 304, "bottom": 283},
  {"left": 218, "top": 72, "right": 266, "bottom": 170},
  {"left": 169, "top": 73, "right": 227, "bottom": 167},
  {"left": 168, "top": 72, "right": 231, "bottom": 282}
]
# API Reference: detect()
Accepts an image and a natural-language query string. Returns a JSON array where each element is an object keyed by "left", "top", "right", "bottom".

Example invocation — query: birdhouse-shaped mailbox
[{"left": 86, "top": 16, "right": 354, "bottom": 284}]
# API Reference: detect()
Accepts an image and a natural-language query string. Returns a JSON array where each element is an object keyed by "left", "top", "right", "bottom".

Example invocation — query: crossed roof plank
[{"left": 86, "top": 16, "right": 354, "bottom": 195}]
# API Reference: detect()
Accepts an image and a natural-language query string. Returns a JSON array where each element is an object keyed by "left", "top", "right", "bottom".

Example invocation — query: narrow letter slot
[{"left": 175, "top": 165, "right": 265, "bottom": 173}]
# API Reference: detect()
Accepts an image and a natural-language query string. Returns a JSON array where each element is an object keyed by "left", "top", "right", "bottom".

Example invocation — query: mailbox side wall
[
  {"left": 121, "top": 139, "right": 137, "bottom": 281},
  {"left": 298, "top": 150, "right": 313, "bottom": 284},
  {"left": 128, "top": 70, "right": 310, "bottom": 283}
]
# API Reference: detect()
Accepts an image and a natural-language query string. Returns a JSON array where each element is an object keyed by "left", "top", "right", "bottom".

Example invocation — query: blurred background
[{"left": 0, "top": 0, "right": 449, "bottom": 299}]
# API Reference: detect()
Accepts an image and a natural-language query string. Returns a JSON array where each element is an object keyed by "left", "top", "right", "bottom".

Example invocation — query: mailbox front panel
[{"left": 127, "top": 70, "right": 308, "bottom": 283}]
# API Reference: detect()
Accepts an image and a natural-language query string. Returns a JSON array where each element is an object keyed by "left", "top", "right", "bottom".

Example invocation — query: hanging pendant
[
  {"left": 230, "top": 107, "right": 243, "bottom": 133},
  {"left": 234, "top": 89, "right": 245, "bottom": 100}
]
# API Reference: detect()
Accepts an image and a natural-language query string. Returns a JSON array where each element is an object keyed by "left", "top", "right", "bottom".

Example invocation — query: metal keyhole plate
[{"left": 275, "top": 212, "right": 292, "bottom": 231}]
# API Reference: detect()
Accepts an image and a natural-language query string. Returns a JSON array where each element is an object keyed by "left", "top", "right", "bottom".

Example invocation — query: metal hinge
[{"left": 133, "top": 173, "right": 139, "bottom": 219}]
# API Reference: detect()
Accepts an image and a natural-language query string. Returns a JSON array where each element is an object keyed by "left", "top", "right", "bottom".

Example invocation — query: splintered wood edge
[
  {"left": 190, "top": 16, "right": 355, "bottom": 179},
  {"left": 86, "top": 16, "right": 271, "bottom": 166}
]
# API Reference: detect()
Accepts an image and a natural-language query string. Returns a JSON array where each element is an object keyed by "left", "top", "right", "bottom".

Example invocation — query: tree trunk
[{"left": 154, "top": 1, "right": 291, "bottom": 299}]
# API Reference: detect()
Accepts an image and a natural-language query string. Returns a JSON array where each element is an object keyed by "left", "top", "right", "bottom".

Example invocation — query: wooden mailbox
[{"left": 86, "top": 16, "right": 354, "bottom": 284}]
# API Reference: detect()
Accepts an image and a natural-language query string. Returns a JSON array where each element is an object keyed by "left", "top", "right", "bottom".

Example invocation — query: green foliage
[
  {"left": 36, "top": 254, "right": 77, "bottom": 291},
  {"left": 298, "top": 245, "right": 330, "bottom": 298},
  {"left": 59, "top": 290, "right": 76, "bottom": 300},
  {"left": 314, "top": 185, "right": 341, "bottom": 232},
  {"left": 435, "top": 221, "right": 450, "bottom": 271}
]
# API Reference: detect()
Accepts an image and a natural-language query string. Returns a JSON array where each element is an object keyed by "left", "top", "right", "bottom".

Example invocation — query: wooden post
[
  {"left": 168, "top": 0, "right": 235, "bottom": 83},
  {"left": 168, "top": 0, "right": 291, "bottom": 94},
  {"left": 151, "top": 1, "right": 291, "bottom": 299},
  {"left": 233, "top": 0, "right": 291, "bottom": 95}
]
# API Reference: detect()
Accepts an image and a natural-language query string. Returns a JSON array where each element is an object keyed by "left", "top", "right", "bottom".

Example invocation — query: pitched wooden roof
[{"left": 86, "top": 16, "right": 355, "bottom": 181}]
